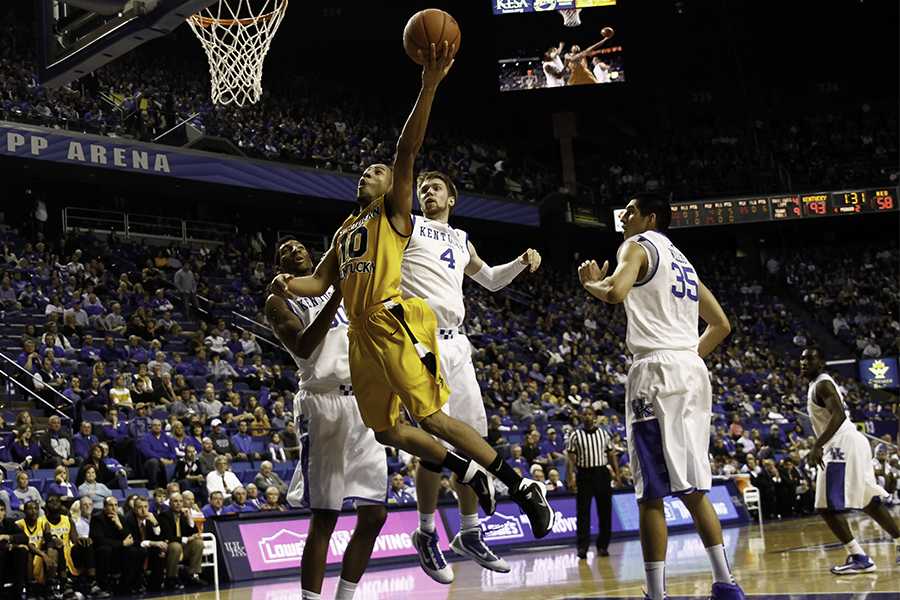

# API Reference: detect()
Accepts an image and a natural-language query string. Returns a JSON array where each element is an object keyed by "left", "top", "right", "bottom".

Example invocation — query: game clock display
[{"left": 617, "top": 187, "right": 898, "bottom": 230}]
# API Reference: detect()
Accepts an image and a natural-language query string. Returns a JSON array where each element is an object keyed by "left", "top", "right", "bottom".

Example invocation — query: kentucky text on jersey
[{"left": 416, "top": 223, "right": 466, "bottom": 249}]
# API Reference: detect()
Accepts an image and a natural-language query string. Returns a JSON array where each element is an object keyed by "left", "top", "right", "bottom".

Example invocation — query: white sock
[
  {"left": 300, "top": 590, "right": 321, "bottom": 600},
  {"left": 418, "top": 511, "right": 436, "bottom": 533},
  {"left": 460, "top": 513, "right": 480, "bottom": 531},
  {"left": 705, "top": 544, "right": 735, "bottom": 584},
  {"left": 334, "top": 578, "right": 358, "bottom": 600},
  {"left": 845, "top": 539, "right": 864, "bottom": 556},
  {"left": 644, "top": 561, "right": 666, "bottom": 600}
]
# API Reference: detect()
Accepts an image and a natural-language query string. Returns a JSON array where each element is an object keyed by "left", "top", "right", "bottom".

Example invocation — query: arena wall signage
[
  {"left": 209, "top": 483, "right": 745, "bottom": 582},
  {"left": 858, "top": 357, "right": 899, "bottom": 389},
  {"left": 0, "top": 121, "right": 539, "bottom": 226}
]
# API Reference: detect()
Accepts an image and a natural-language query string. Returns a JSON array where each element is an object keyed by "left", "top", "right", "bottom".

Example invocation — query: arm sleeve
[{"left": 468, "top": 259, "right": 527, "bottom": 292}]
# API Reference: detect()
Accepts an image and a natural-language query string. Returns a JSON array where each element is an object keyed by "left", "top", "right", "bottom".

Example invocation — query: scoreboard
[{"left": 615, "top": 187, "right": 898, "bottom": 230}]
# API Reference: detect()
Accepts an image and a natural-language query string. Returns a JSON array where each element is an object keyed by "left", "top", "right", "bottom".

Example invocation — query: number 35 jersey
[
  {"left": 335, "top": 195, "right": 409, "bottom": 321},
  {"left": 400, "top": 215, "right": 470, "bottom": 330},
  {"left": 621, "top": 230, "right": 700, "bottom": 356}
]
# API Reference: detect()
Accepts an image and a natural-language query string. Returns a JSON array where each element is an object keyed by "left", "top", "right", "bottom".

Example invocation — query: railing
[
  {"left": 0, "top": 352, "right": 73, "bottom": 420},
  {"left": 63, "top": 207, "right": 237, "bottom": 244}
]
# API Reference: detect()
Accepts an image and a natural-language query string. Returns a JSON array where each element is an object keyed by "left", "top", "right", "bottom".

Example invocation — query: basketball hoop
[
  {"left": 187, "top": 0, "right": 288, "bottom": 107},
  {"left": 559, "top": 8, "right": 582, "bottom": 27}
]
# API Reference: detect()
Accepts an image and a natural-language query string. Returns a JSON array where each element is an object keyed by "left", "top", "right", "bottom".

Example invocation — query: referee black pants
[{"left": 576, "top": 467, "right": 612, "bottom": 553}]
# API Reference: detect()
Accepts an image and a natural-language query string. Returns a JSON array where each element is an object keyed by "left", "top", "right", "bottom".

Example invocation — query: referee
[{"left": 566, "top": 407, "right": 618, "bottom": 559}]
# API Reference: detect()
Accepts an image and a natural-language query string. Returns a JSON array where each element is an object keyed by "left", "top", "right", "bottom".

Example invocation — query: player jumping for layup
[
  {"left": 266, "top": 239, "right": 387, "bottom": 600},
  {"left": 800, "top": 347, "right": 900, "bottom": 573},
  {"left": 401, "top": 170, "right": 542, "bottom": 582},
  {"left": 578, "top": 193, "right": 745, "bottom": 600},
  {"left": 271, "top": 43, "right": 553, "bottom": 539}
]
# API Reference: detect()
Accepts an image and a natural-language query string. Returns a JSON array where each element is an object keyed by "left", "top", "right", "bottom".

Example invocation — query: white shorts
[
  {"left": 437, "top": 333, "right": 487, "bottom": 445},
  {"left": 625, "top": 350, "right": 712, "bottom": 502},
  {"left": 815, "top": 428, "right": 887, "bottom": 511},
  {"left": 286, "top": 389, "right": 387, "bottom": 511}
]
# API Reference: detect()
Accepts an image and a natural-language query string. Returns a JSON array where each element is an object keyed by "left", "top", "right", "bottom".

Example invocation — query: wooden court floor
[{"left": 157, "top": 509, "right": 899, "bottom": 600}]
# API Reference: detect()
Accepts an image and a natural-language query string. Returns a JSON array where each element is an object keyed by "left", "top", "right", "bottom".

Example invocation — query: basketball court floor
[{"left": 165, "top": 510, "right": 899, "bottom": 600}]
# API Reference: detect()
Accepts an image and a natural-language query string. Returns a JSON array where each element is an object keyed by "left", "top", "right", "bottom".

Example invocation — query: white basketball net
[
  {"left": 187, "top": 0, "right": 288, "bottom": 107},
  {"left": 560, "top": 8, "right": 582, "bottom": 27}
]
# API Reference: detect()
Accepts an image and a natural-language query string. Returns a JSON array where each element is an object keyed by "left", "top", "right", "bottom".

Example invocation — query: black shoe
[
  {"left": 597, "top": 548, "right": 610, "bottom": 557},
  {"left": 510, "top": 478, "right": 554, "bottom": 538},
  {"left": 460, "top": 462, "right": 496, "bottom": 516},
  {"left": 184, "top": 574, "right": 206, "bottom": 588},
  {"left": 165, "top": 578, "right": 185, "bottom": 592},
  {"left": 577, "top": 550, "right": 587, "bottom": 560}
]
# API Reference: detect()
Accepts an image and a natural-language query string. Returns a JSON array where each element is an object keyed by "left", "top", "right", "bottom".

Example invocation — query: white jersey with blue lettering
[
  {"left": 807, "top": 372, "right": 856, "bottom": 440},
  {"left": 284, "top": 287, "right": 352, "bottom": 393},
  {"left": 621, "top": 230, "right": 700, "bottom": 356},
  {"left": 400, "top": 215, "right": 470, "bottom": 329}
]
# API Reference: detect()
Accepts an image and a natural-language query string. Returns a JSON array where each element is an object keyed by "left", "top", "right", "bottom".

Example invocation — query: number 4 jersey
[
  {"left": 400, "top": 215, "right": 470, "bottom": 330},
  {"left": 621, "top": 230, "right": 700, "bottom": 356}
]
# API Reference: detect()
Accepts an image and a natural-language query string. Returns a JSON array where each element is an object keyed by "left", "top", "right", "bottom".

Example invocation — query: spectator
[
  {"left": 10, "top": 426, "right": 41, "bottom": 469},
  {"left": 174, "top": 445, "right": 206, "bottom": 504},
  {"left": 198, "top": 438, "right": 219, "bottom": 476},
  {"left": 39, "top": 416, "right": 78, "bottom": 468},
  {"left": 387, "top": 473, "right": 416, "bottom": 506},
  {"left": 137, "top": 419, "right": 178, "bottom": 489},
  {"left": 208, "top": 420, "right": 234, "bottom": 457},
  {"left": 11, "top": 470, "right": 43, "bottom": 512},
  {"left": 73, "top": 421, "right": 99, "bottom": 462},
  {"left": 157, "top": 493, "right": 205, "bottom": 589},
  {"left": 78, "top": 465, "right": 113, "bottom": 511},
  {"left": 254, "top": 461, "right": 287, "bottom": 497},
  {"left": 200, "top": 491, "right": 226, "bottom": 518},
  {"left": 230, "top": 420, "right": 260, "bottom": 461},
  {"left": 107, "top": 375, "right": 133, "bottom": 410},
  {"left": 123, "top": 496, "right": 168, "bottom": 592},
  {"left": 222, "top": 487, "right": 258, "bottom": 514},
  {"left": 259, "top": 486, "right": 285, "bottom": 512},
  {"left": 174, "top": 263, "right": 198, "bottom": 318},
  {"left": 205, "top": 456, "right": 242, "bottom": 500},
  {"left": 47, "top": 465, "right": 80, "bottom": 505},
  {"left": 266, "top": 432, "right": 288, "bottom": 463}
]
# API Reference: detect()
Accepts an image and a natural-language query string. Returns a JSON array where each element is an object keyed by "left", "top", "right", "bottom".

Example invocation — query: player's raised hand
[
  {"left": 519, "top": 248, "right": 542, "bottom": 272},
  {"left": 419, "top": 40, "right": 455, "bottom": 88},
  {"left": 578, "top": 259, "right": 609, "bottom": 286}
]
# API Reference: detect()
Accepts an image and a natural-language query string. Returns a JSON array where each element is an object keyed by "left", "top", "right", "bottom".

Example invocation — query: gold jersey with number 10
[{"left": 335, "top": 195, "right": 409, "bottom": 321}]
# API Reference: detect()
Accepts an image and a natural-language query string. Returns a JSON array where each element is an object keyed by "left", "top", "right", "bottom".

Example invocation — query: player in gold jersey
[{"left": 272, "top": 42, "right": 553, "bottom": 540}]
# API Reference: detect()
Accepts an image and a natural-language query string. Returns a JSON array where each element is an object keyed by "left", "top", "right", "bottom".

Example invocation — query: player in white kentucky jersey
[
  {"left": 265, "top": 239, "right": 388, "bottom": 600},
  {"left": 400, "top": 170, "right": 542, "bottom": 583},
  {"left": 800, "top": 347, "right": 900, "bottom": 573},
  {"left": 578, "top": 193, "right": 745, "bottom": 600},
  {"left": 542, "top": 42, "right": 566, "bottom": 87}
]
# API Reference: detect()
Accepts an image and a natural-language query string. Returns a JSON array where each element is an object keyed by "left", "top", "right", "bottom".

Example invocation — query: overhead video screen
[{"left": 492, "top": 1, "right": 625, "bottom": 92}]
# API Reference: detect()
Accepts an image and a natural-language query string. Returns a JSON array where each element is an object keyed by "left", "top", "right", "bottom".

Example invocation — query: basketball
[
  {"left": 403, "top": 9, "right": 461, "bottom": 65},
  {"left": 602, "top": 26, "right": 615, "bottom": 38}
]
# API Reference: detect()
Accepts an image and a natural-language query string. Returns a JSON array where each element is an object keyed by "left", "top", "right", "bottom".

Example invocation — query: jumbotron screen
[{"left": 493, "top": 1, "right": 625, "bottom": 93}]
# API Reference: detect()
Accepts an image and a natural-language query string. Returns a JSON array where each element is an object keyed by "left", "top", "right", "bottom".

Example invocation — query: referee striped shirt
[{"left": 566, "top": 427, "right": 613, "bottom": 468}]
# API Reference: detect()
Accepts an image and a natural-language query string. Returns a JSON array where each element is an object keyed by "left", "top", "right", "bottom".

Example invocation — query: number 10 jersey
[
  {"left": 621, "top": 230, "right": 700, "bottom": 356},
  {"left": 400, "top": 215, "right": 470, "bottom": 330}
]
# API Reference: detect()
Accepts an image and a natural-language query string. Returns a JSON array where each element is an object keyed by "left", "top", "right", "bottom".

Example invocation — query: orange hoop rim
[{"left": 189, "top": 0, "right": 287, "bottom": 28}]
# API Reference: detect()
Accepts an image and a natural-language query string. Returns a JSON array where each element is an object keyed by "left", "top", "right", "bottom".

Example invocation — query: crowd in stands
[
  {"left": 783, "top": 243, "right": 900, "bottom": 360},
  {"left": 0, "top": 212, "right": 898, "bottom": 594}
]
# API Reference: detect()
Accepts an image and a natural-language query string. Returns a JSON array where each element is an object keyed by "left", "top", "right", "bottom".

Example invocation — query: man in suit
[
  {"left": 254, "top": 461, "right": 287, "bottom": 498},
  {"left": 157, "top": 493, "right": 205, "bottom": 589},
  {"left": 89, "top": 496, "right": 145, "bottom": 594},
  {"left": 124, "top": 496, "right": 168, "bottom": 592}
]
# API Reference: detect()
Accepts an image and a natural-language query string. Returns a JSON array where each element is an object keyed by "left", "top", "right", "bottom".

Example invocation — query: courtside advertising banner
[
  {"left": 212, "top": 508, "right": 450, "bottom": 580},
  {"left": 858, "top": 357, "right": 899, "bottom": 389}
]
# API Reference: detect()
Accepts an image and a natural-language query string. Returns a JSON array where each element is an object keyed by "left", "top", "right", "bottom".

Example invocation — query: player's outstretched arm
[
  {"left": 807, "top": 380, "right": 846, "bottom": 468},
  {"left": 697, "top": 281, "right": 732, "bottom": 358},
  {"left": 389, "top": 41, "right": 455, "bottom": 236},
  {"left": 270, "top": 246, "right": 338, "bottom": 299},
  {"left": 577, "top": 241, "right": 645, "bottom": 304},
  {"left": 265, "top": 287, "right": 343, "bottom": 360},
  {"left": 464, "top": 241, "right": 540, "bottom": 292},
  {"left": 571, "top": 32, "right": 613, "bottom": 61}
]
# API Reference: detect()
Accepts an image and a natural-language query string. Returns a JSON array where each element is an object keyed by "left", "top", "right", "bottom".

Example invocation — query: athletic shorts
[
  {"left": 436, "top": 332, "right": 487, "bottom": 445},
  {"left": 286, "top": 389, "right": 387, "bottom": 511},
  {"left": 348, "top": 296, "right": 450, "bottom": 432},
  {"left": 814, "top": 428, "right": 887, "bottom": 511},
  {"left": 626, "top": 349, "right": 712, "bottom": 502}
]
